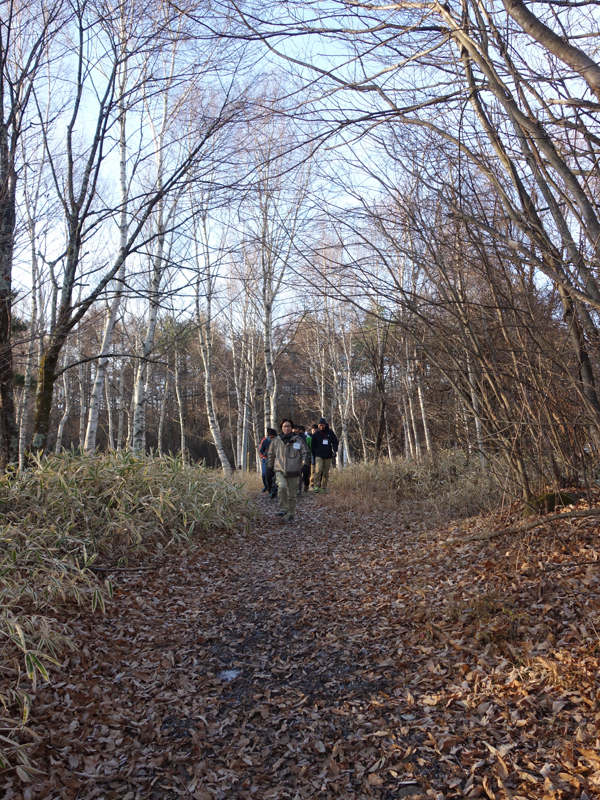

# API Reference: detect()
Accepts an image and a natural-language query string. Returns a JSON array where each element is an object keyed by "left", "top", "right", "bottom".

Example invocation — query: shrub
[
  {"left": 328, "top": 450, "right": 503, "bottom": 518},
  {"left": 0, "top": 451, "right": 254, "bottom": 776}
]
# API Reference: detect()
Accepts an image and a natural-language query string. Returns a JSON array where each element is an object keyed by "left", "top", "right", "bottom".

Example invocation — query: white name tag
[
  {"left": 322, "top": 438, "right": 328, "bottom": 445},
  {"left": 293, "top": 442, "right": 301, "bottom": 450}
]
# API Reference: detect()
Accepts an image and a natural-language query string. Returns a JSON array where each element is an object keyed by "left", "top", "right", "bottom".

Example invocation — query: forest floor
[{"left": 4, "top": 489, "right": 600, "bottom": 800}]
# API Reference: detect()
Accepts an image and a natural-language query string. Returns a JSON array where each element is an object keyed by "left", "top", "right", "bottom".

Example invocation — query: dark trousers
[
  {"left": 263, "top": 462, "right": 276, "bottom": 494},
  {"left": 301, "top": 464, "right": 310, "bottom": 489}
]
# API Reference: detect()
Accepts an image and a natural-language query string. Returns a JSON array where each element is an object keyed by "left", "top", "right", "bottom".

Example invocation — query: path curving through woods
[{"left": 7, "top": 493, "right": 600, "bottom": 800}]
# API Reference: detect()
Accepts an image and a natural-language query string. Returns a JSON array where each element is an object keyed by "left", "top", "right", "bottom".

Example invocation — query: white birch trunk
[
  {"left": 200, "top": 345, "right": 231, "bottom": 472},
  {"left": 339, "top": 330, "right": 353, "bottom": 467},
  {"left": 233, "top": 338, "right": 244, "bottom": 469},
  {"left": 174, "top": 351, "right": 185, "bottom": 462},
  {"left": 467, "top": 354, "right": 486, "bottom": 464},
  {"left": 193, "top": 212, "right": 232, "bottom": 473},
  {"left": 241, "top": 369, "right": 250, "bottom": 471},
  {"left": 157, "top": 368, "right": 169, "bottom": 456},
  {"left": 404, "top": 419, "right": 411, "bottom": 460},
  {"left": 408, "top": 390, "right": 421, "bottom": 459},
  {"left": 131, "top": 57, "right": 174, "bottom": 453},
  {"left": 131, "top": 246, "right": 163, "bottom": 453},
  {"left": 251, "top": 401, "right": 261, "bottom": 472},
  {"left": 402, "top": 397, "right": 415, "bottom": 459},
  {"left": 105, "top": 374, "right": 114, "bottom": 450},
  {"left": 116, "top": 359, "right": 125, "bottom": 450},
  {"left": 417, "top": 371, "right": 433, "bottom": 454},
  {"left": 83, "top": 74, "right": 129, "bottom": 454},
  {"left": 263, "top": 300, "right": 276, "bottom": 428},
  {"left": 55, "top": 372, "right": 71, "bottom": 453},
  {"left": 385, "top": 407, "right": 394, "bottom": 463}
]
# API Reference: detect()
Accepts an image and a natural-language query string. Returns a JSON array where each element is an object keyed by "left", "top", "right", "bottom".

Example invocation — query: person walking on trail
[
  {"left": 267, "top": 419, "right": 310, "bottom": 523},
  {"left": 293, "top": 425, "right": 311, "bottom": 495},
  {"left": 311, "top": 417, "right": 339, "bottom": 493},
  {"left": 259, "top": 428, "right": 277, "bottom": 493}
]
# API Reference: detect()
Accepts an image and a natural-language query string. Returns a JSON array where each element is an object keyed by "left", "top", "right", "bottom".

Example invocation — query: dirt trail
[{"left": 5, "top": 493, "right": 600, "bottom": 800}]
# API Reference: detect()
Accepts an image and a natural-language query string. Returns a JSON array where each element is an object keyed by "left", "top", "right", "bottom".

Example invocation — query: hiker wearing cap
[
  {"left": 267, "top": 419, "right": 311, "bottom": 523},
  {"left": 310, "top": 417, "right": 339, "bottom": 493}
]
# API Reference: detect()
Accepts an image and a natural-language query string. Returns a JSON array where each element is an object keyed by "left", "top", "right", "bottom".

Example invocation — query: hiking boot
[
  {"left": 261, "top": 487, "right": 268, "bottom": 493},
  {"left": 277, "top": 510, "right": 286, "bottom": 516},
  {"left": 286, "top": 516, "right": 295, "bottom": 523}
]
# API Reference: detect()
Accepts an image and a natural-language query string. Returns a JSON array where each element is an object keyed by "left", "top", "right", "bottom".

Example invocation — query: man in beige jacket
[{"left": 267, "top": 419, "right": 311, "bottom": 523}]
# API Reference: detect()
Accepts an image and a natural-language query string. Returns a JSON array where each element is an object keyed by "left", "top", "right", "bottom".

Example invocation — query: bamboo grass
[{"left": 0, "top": 450, "right": 254, "bottom": 777}]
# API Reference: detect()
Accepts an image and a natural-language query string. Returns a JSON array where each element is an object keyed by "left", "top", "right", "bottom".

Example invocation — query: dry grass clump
[
  {"left": 0, "top": 450, "right": 254, "bottom": 777},
  {"left": 1, "top": 450, "right": 253, "bottom": 556},
  {"left": 329, "top": 450, "right": 503, "bottom": 518},
  {"left": 232, "top": 468, "right": 264, "bottom": 493}
]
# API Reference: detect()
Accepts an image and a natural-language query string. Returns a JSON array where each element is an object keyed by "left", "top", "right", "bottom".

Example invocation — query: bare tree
[
  {"left": 0, "top": 0, "right": 65, "bottom": 467},
  {"left": 29, "top": 0, "right": 243, "bottom": 452}
]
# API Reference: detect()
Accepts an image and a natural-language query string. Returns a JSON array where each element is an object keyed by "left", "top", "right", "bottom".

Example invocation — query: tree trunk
[
  {"left": 467, "top": 355, "right": 486, "bottom": 465},
  {"left": 55, "top": 372, "right": 71, "bottom": 453},
  {"left": 408, "top": 390, "right": 421, "bottom": 460},
  {"left": 402, "top": 397, "right": 415, "bottom": 459},
  {"left": 374, "top": 397, "right": 386, "bottom": 464},
  {"left": 241, "top": 370, "right": 250, "bottom": 471},
  {"left": 105, "top": 373, "right": 114, "bottom": 450},
  {"left": 196, "top": 314, "right": 232, "bottom": 472},
  {"left": 157, "top": 367, "right": 169, "bottom": 456},
  {"left": 263, "top": 300, "right": 277, "bottom": 428},
  {"left": 416, "top": 355, "right": 433, "bottom": 455},
  {"left": 251, "top": 399, "right": 261, "bottom": 472},
  {"left": 174, "top": 351, "right": 185, "bottom": 462},
  {"left": 19, "top": 294, "right": 37, "bottom": 469},
  {"left": 131, "top": 244, "right": 163, "bottom": 452},
  {"left": 116, "top": 359, "right": 125, "bottom": 450},
  {"left": 0, "top": 148, "right": 18, "bottom": 468},
  {"left": 83, "top": 52, "right": 129, "bottom": 454},
  {"left": 559, "top": 286, "right": 600, "bottom": 428},
  {"left": 385, "top": 406, "right": 394, "bottom": 463},
  {"left": 78, "top": 343, "right": 86, "bottom": 451},
  {"left": 30, "top": 323, "right": 70, "bottom": 452}
]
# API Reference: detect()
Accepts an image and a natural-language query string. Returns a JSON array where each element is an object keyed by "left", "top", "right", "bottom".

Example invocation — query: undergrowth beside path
[
  {"left": 326, "top": 452, "right": 503, "bottom": 519},
  {"left": 1, "top": 485, "right": 599, "bottom": 799},
  {"left": 0, "top": 453, "right": 253, "bottom": 776}
]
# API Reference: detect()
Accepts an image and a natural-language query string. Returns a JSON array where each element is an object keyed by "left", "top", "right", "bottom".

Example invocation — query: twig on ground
[
  {"left": 463, "top": 507, "right": 600, "bottom": 542},
  {"left": 88, "top": 565, "right": 162, "bottom": 573}
]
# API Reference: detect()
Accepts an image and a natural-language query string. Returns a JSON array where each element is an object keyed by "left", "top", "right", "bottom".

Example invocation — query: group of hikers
[{"left": 259, "top": 417, "right": 339, "bottom": 523}]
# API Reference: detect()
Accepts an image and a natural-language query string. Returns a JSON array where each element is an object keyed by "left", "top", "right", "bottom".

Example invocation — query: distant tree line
[{"left": 3, "top": 0, "right": 600, "bottom": 499}]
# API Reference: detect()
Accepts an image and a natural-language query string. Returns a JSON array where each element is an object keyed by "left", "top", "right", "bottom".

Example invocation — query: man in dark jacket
[
  {"left": 310, "top": 417, "right": 339, "bottom": 492},
  {"left": 293, "top": 424, "right": 311, "bottom": 495}
]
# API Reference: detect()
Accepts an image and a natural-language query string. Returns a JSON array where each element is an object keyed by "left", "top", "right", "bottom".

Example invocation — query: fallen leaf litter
[{"left": 2, "top": 492, "right": 600, "bottom": 799}]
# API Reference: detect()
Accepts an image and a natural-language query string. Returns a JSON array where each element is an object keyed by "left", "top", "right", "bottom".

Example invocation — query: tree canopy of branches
[{"left": 1, "top": 0, "right": 599, "bottom": 500}]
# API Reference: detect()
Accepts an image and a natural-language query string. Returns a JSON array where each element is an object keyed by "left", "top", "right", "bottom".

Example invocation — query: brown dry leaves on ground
[{"left": 2, "top": 490, "right": 600, "bottom": 800}]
